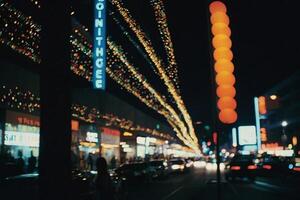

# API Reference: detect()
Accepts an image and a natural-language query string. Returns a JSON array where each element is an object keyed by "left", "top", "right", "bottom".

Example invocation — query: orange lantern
[
  {"left": 260, "top": 128, "right": 267, "bottom": 142},
  {"left": 209, "top": 1, "right": 227, "bottom": 14},
  {"left": 212, "top": 34, "right": 232, "bottom": 49},
  {"left": 216, "top": 71, "right": 235, "bottom": 86},
  {"left": 210, "top": 1, "right": 237, "bottom": 124},
  {"left": 213, "top": 47, "right": 233, "bottom": 60},
  {"left": 216, "top": 85, "right": 236, "bottom": 98},
  {"left": 292, "top": 136, "right": 297, "bottom": 146},
  {"left": 258, "top": 96, "right": 267, "bottom": 115},
  {"left": 219, "top": 109, "right": 237, "bottom": 124},
  {"left": 212, "top": 23, "right": 231, "bottom": 36},
  {"left": 217, "top": 97, "right": 237, "bottom": 110},
  {"left": 214, "top": 59, "right": 234, "bottom": 73},
  {"left": 210, "top": 12, "right": 229, "bottom": 25}
]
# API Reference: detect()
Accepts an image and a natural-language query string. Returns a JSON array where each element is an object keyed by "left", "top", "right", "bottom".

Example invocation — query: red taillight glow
[
  {"left": 293, "top": 167, "right": 300, "bottom": 172},
  {"left": 263, "top": 165, "right": 272, "bottom": 170},
  {"left": 231, "top": 166, "right": 240, "bottom": 170},
  {"left": 247, "top": 165, "right": 257, "bottom": 170}
]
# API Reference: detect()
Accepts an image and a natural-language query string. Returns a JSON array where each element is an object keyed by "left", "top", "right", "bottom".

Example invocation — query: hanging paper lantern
[
  {"left": 217, "top": 97, "right": 237, "bottom": 110},
  {"left": 212, "top": 34, "right": 232, "bottom": 49},
  {"left": 214, "top": 59, "right": 234, "bottom": 73},
  {"left": 210, "top": 12, "right": 229, "bottom": 25},
  {"left": 212, "top": 23, "right": 231, "bottom": 36},
  {"left": 210, "top": 1, "right": 237, "bottom": 124},
  {"left": 213, "top": 47, "right": 233, "bottom": 60},
  {"left": 209, "top": 1, "right": 227, "bottom": 14},
  {"left": 216, "top": 85, "right": 236, "bottom": 97},
  {"left": 219, "top": 109, "right": 237, "bottom": 124},
  {"left": 216, "top": 71, "right": 235, "bottom": 86}
]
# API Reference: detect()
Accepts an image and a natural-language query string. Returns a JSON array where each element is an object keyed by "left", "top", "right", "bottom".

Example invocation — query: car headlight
[{"left": 171, "top": 165, "right": 180, "bottom": 170}]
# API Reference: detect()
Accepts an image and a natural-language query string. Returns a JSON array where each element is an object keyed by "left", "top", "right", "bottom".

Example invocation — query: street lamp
[
  {"left": 281, "top": 121, "right": 288, "bottom": 127},
  {"left": 270, "top": 95, "right": 277, "bottom": 100},
  {"left": 281, "top": 121, "right": 288, "bottom": 149}
]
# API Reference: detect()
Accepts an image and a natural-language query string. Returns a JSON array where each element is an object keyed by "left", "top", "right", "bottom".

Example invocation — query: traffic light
[{"left": 209, "top": 1, "right": 237, "bottom": 124}]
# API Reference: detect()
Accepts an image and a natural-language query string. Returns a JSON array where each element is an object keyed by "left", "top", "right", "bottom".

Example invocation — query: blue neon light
[
  {"left": 254, "top": 97, "right": 261, "bottom": 150},
  {"left": 93, "top": 0, "right": 106, "bottom": 90}
]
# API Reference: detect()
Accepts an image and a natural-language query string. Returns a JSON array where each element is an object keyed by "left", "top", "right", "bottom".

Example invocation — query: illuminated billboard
[
  {"left": 93, "top": 0, "right": 106, "bottom": 90},
  {"left": 238, "top": 126, "right": 257, "bottom": 145}
]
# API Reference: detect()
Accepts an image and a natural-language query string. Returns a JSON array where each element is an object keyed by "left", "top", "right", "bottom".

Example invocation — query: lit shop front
[
  {"left": 3, "top": 110, "right": 40, "bottom": 159},
  {"left": 119, "top": 131, "right": 136, "bottom": 162},
  {"left": 76, "top": 123, "right": 100, "bottom": 155},
  {"left": 136, "top": 136, "right": 167, "bottom": 159},
  {"left": 100, "top": 127, "right": 120, "bottom": 164}
]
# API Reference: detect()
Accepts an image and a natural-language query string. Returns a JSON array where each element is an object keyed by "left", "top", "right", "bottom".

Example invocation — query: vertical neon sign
[{"left": 93, "top": 0, "right": 106, "bottom": 90}]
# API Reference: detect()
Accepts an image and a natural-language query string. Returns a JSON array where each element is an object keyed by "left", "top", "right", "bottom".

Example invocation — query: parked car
[
  {"left": 115, "top": 162, "right": 154, "bottom": 183},
  {"left": 169, "top": 159, "right": 186, "bottom": 173},
  {"left": 225, "top": 154, "right": 257, "bottom": 181},
  {"left": 149, "top": 160, "right": 169, "bottom": 178},
  {"left": 257, "top": 155, "right": 295, "bottom": 178},
  {"left": 0, "top": 162, "right": 22, "bottom": 179},
  {"left": 184, "top": 158, "right": 194, "bottom": 170},
  {"left": 0, "top": 169, "right": 93, "bottom": 200},
  {"left": 193, "top": 157, "right": 207, "bottom": 168}
]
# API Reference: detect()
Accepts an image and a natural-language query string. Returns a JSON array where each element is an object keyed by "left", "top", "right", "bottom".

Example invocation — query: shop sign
[
  {"left": 86, "top": 131, "right": 98, "bottom": 143},
  {"left": 238, "top": 126, "right": 257, "bottom": 145},
  {"left": 93, "top": 0, "right": 107, "bottom": 90},
  {"left": 101, "top": 128, "right": 120, "bottom": 145},
  {"left": 6, "top": 111, "right": 39, "bottom": 127},
  {"left": 101, "top": 127, "right": 120, "bottom": 136},
  {"left": 137, "top": 136, "right": 146, "bottom": 145},
  {"left": 71, "top": 120, "right": 79, "bottom": 131},
  {"left": 4, "top": 131, "right": 39, "bottom": 147},
  {"left": 123, "top": 132, "right": 133, "bottom": 137}
]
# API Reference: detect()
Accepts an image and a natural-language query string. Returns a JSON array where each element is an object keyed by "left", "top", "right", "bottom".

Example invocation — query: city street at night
[
  {"left": 124, "top": 168, "right": 299, "bottom": 200},
  {"left": 1, "top": 0, "right": 300, "bottom": 200}
]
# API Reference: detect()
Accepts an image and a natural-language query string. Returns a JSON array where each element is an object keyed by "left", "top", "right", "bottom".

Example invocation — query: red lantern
[
  {"left": 216, "top": 85, "right": 236, "bottom": 98},
  {"left": 219, "top": 109, "right": 237, "bottom": 124},
  {"left": 212, "top": 34, "right": 232, "bottom": 49},
  {"left": 209, "top": 1, "right": 227, "bottom": 14},
  {"left": 210, "top": 12, "right": 229, "bottom": 25},
  {"left": 210, "top": 1, "right": 237, "bottom": 124},
  {"left": 211, "top": 23, "right": 231, "bottom": 36},
  {"left": 214, "top": 59, "right": 234, "bottom": 73},
  {"left": 216, "top": 71, "right": 236, "bottom": 86},
  {"left": 217, "top": 97, "right": 237, "bottom": 110},
  {"left": 213, "top": 47, "right": 233, "bottom": 61}
]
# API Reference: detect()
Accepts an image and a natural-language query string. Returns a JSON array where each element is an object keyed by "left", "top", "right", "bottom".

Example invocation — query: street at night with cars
[{"left": 0, "top": 0, "right": 300, "bottom": 200}]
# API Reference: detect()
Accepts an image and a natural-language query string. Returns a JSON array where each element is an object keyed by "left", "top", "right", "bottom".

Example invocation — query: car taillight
[
  {"left": 231, "top": 166, "right": 240, "bottom": 170},
  {"left": 248, "top": 165, "right": 257, "bottom": 170},
  {"left": 263, "top": 165, "right": 272, "bottom": 170},
  {"left": 293, "top": 167, "right": 300, "bottom": 172}
]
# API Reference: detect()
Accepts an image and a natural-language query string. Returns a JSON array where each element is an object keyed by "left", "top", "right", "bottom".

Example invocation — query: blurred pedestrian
[
  {"left": 27, "top": 151, "right": 37, "bottom": 173},
  {"left": 16, "top": 150, "right": 24, "bottom": 174},
  {"left": 88, "top": 152, "right": 94, "bottom": 170},
  {"left": 110, "top": 156, "right": 116, "bottom": 169},
  {"left": 95, "top": 157, "right": 115, "bottom": 200}
]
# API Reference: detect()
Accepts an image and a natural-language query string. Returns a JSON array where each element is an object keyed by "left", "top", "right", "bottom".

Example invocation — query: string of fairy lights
[
  {"left": 110, "top": 0, "right": 199, "bottom": 148},
  {"left": 150, "top": 0, "right": 180, "bottom": 92},
  {"left": 0, "top": 85, "right": 175, "bottom": 141},
  {"left": 0, "top": 2, "right": 41, "bottom": 63},
  {"left": 107, "top": 38, "right": 196, "bottom": 149},
  {"left": 0, "top": 1, "right": 200, "bottom": 152},
  {"left": 109, "top": 11, "right": 160, "bottom": 77}
]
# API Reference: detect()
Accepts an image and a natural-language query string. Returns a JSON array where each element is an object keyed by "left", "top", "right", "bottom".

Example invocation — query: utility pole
[{"left": 39, "top": 1, "right": 72, "bottom": 200}]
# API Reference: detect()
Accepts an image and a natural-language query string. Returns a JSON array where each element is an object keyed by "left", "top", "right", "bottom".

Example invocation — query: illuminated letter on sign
[{"left": 93, "top": 0, "right": 106, "bottom": 90}]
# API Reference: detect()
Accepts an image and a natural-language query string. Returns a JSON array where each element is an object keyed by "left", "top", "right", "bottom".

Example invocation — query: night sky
[{"left": 54, "top": 0, "right": 300, "bottom": 136}]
